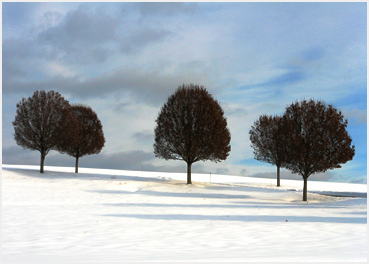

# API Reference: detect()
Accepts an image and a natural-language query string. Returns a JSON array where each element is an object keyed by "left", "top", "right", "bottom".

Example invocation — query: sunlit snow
[{"left": 2, "top": 164, "right": 367, "bottom": 262}]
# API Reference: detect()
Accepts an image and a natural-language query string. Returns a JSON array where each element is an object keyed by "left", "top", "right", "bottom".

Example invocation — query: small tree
[
  {"left": 55, "top": 104, "right": 105, "bottom": 173},
  {"left": 283, "top": 99, "right": 355, "bottom": 201},
  {"left": 12, "top": 90, "right": 74, "bottom": 173},
  {"left": 154, "top": 84, "right": 231, "bottom": 184},
  {"left": 249, "top": 115, "right": 288, "bottom": 187}
]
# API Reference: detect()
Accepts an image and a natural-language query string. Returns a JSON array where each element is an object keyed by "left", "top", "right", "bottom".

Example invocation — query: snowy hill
[{"left": 2, "top": 164, "right": 367, "bottom": 262}]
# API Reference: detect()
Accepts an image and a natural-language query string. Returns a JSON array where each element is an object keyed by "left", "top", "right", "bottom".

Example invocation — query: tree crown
[
  {"left": 12, "top": 90, "right": 71, "bottom": 155},
  {"left": 154, "top": 84, "right": 231, "bottom": 165},
  {"left": 249, "top": 114, "right": 288, "bottom": 167},
  {"left": 55, "top": 104, "right": 105, "bottom": 158},
  {"left": 283, "top": 99, "right": 355, "bottom": 178}
]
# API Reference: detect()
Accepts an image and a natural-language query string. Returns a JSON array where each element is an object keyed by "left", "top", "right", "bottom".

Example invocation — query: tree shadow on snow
[
  {"left": 90, "top": 189, "right": 250, "bottom": 199},
  {"left": 101, "top": 213, "right": 367, "bottom": 224},
  {"left": 100, "top": 201, "right": 351, "bottom": 210}
]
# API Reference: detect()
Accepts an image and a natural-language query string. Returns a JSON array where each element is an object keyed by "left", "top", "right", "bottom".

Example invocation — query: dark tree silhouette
[
  {"left": 12, "top": 90, "right": 74, "bottom": 173},
  {"left": 283, "top": 99, "right": 355, "bottom": 201},
  {"left": 154, "top": 84, "right": 231, "bottom": 184},
  {"left": 55, "top": 104, "right": 105, "bottom": 173},
  {"left": 249, "top": 115, "right": 288, "bottom": 187}
]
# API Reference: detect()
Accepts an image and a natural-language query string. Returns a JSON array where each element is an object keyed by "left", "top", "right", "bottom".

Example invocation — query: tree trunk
[
  {"left": 40, "top": 152, "right": 45, "bottom": 173},
  {"left": 303, "top": 176, "right": 308, "bottom": 201},
  {"left": 277, "top": 165, "right": 280, "bottom": 187},
  {"left": 187, "top": 162, "right": 192, "bottom": 184},
  {"left": 75, "top": 155, "right": 79, "bottom": 173}
]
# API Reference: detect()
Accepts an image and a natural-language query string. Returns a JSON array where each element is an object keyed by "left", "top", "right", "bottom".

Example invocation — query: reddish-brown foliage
[
  {"left": 249, "top": 115, "right": 289, "bottom": 187},
  {"left": 12, "top": 90, "right": 74, "bottom": 173},
  {"left": 55, "top": 104, "right": 105, "bottom": 173},
  {"left": 154, "top": 84, "right": 231, "bottom": 184},
  {"left": 283, "top": 99, "right": 355, "bottom": 201}
]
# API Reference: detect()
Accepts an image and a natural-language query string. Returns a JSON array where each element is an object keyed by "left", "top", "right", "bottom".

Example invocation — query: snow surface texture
[{"left": 2, "top": 165, "right": 367, "bottom": 262}]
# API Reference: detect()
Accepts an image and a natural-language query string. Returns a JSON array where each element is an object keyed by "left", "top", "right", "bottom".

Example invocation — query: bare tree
[
  {"left": 249, "top": 115, "right": 288, "bottom": 187},
  {"left": 55, "top": 104, "right": 105, "bottom": 173},
  {"left": 12, "top": 90, "right": 74, "bottom": 173},
  {"left": 154, "top": 84, "right": 231, "bottom": 184},
  {"left": 283, "top": 99, "right": 355, "bottom": 201}
]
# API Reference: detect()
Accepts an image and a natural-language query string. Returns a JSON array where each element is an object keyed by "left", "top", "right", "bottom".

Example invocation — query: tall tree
[
  {"left": 154, "top": 84, "right": 231, "bottom": 184},
  {"left": 55, "top": 104, "right": 105, "bottom": 173},
  {"left": 12, "top": 90, "right": 74, "bottom": 173},
  {"left": 283, "top": 99, "right": 355, "bottom": 201},
  {"left": 249, "top": 115, "right": 288, "bottom": 187}
]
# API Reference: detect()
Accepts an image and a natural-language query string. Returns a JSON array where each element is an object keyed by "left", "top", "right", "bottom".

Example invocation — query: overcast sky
[{"left": 2, "top": 2, "right": 367, "bottom": 183}]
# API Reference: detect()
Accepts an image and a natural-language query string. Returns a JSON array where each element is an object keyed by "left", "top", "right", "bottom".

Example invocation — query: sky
[{"left": 2, "top": 2, "right": 367, "bottom": 184}]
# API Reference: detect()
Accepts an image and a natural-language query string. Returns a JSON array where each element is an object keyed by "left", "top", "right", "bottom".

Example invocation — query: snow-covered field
[{"left": 2, "top": 164, "right": 367, "bottom": 262}]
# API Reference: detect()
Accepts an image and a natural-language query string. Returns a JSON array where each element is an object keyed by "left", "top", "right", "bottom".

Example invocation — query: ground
[{"left": 2, "top": 165, "right": 367, "bottom": 262}]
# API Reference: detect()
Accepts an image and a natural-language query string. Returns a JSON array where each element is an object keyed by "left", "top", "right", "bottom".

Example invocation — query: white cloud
[
  {"left": 47, "top": 62, "right": 76, "bottom": 77},
  {"left": 342, "top": 108, "right": 367, "bottom": 125}
]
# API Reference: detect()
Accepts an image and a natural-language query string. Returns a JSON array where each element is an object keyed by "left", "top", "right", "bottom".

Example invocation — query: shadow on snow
[
  {"left": 90, "top": 189, "right": 250, "bottom": 200},
  {"left": 101, "top": 213, "right": 367, "bottom": 224}
]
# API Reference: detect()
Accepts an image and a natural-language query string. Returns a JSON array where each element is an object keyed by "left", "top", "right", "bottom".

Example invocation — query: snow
[{"left": 2, "top": 164, "right": 367, "bottom": 262}]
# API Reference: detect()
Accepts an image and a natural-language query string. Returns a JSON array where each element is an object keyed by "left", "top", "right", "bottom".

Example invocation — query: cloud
[
  {"left": 2, "top": 4, "right": 180, "bottom": 76},
  {"left": 2, "top": 2, "right": 42, "bottom": 38},
  {"left": 120, "top": 28, "right": 173, "bottom": 54},
  {"left": 2, "top": 38, "right": 46, "bottom": 80},
  {"left": 135, "top": 2, "right": 198, "bottom": 18},
  {"left": 2, "top": 146, "right": 40, "bottom": 165},
  {"left": 223, "top": 103, "right": 248, "bottom": 117},
  {"left": 48, "top": 62, "right": 76, "bottom": 77},
  {"left": 342, "top": 108, "right": 367, "bottom": 125},
  {"left": 2, "top": 3, "right": 214, "bottom": 104},
  {"left": 2, "top": 146, "right": 209, "bottom": 176},
  {"left": 2, "top": 61, "right": 27, "bottom": 80},
  {"left": 79, "top": 150, "right": 155, "bottom": 170},
  {"left": 3, "top": 66, "right": 210, "bottom": 105},
  {"left": 113, "top": 102, "right": 131, "bottom": 112},
  {"left": 36, "top": 9, "right": 119, "bottom": 64},
  {"left": 348, "top": 178, "right": 366, "bottom": 184},
  {"left": 2, "top": 146, "right": 155, "bottom": 171},
  {"left": 2, "top": 2, "right": 36, "bottom": 25},
  {"left": 39, "top": 9, "right": 118, "bottom": 44},
  {"left": 132, "top": 131, "right": 155, "bottom": 145},
  {"left": 3, "top": 7, "right": 121, "bottom": 73}
]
